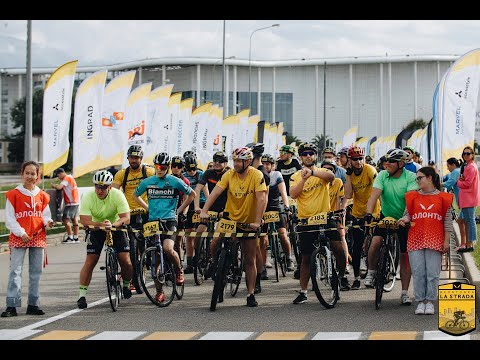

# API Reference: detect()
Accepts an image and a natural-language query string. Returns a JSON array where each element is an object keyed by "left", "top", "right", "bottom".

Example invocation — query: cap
[{"left": 54, "top": 168, "right": 65, "bottom": 176}]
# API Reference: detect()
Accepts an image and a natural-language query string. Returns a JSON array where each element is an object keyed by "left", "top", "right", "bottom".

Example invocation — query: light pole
[
  {"left": 248, "top": 23, "right": 279, "bottom": 111},
  {"left": 213, "top": 56, "right": 235, "bottom": 101}
]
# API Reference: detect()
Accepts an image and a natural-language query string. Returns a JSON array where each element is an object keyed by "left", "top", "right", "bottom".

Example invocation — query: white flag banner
[
  {"left": 246, "top": 115, "right": 259, "bottom": 145},
  {"left": 212, "top": 106, "right": 223, "bottom": 152},
  {"left": 98, "top": 70, "right": 136, "bottom": 167},
  {"left": 122, "top": 83, "right": 152, "bottom": 168},
  {"left": 158, "top": 93, "right": 181, "bottom": 155},
  {"left": 275, "top": 122, "right": 285, "bottom": 159},
  {"left": 144, "top": 85, "right": 174, "bottom": 164},
  {"left": 342, "top": 126, "right": 358, "bottom": 149},
  {"left": 42, "top": 60, "right": 78, "bottom": 175},
  {"left": 222, "top": 115, "right": 239, "bottom": 162},
  {"left": 176, "top": 98, "right": 194, "bottom": 157},
  {"left": 72, "top": 69, "right": 107, "bottom": 178},
  {"left": 439, "top": 48, "right": 480, "bottom": 176},
  {"left": 263, "top": 122, "right": 273, "bottom": 156},
  {"left": 191, "top": 103, "right": 212, "bottom": 155},
  {"left": 236, "top": 109, "right": 250, "bottom": 148}
]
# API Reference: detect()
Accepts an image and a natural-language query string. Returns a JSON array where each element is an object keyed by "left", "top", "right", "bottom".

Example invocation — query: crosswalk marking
[
  {"left": 142, "top": 331, "right": 199, "bottom": 340},
  {"left": 312, "top": 332, "right": 362, "bottom": 340},
  {"left": 199, "top": 332, "right": 254, "bottom": 340},
  {"left": 423, "top": 331, "right": 471, "bottom": 340},
  {"left": 32, "top": 330, "right": 95, "bottom": 340},
  {"left": 0, "top": 329, "right": 43, "bottom": 340},
  {"left": 87, "top": 331, "right": 145, "bottom": 340},
  {"left": 255, "top": 332, "right": 308, "bottom": 340},
  {"left": 368, "top": 331, "right": 417, "bottom": 340}
]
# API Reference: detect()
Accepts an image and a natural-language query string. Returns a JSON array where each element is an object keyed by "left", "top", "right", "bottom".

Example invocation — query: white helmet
[{"left": 93, "top": 170, "right": 114, "bottom": 185}]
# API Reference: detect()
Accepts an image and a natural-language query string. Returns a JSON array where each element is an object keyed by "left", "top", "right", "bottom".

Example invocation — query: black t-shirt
[
  {"left": 266, "top": 171, "right": 284, "bottom": 211},
  {"left": 275, "top": 158, "right": 302, "bottom": 195},
  {"left": 257, "top": 164, "right": 271, "bottom": 187},
  {"left": 199, "top": 168, "right": 228, "bottom": 212}
]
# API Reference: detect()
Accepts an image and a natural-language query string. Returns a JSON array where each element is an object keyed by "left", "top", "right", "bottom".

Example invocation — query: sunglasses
[
  {"left": 301, "top": 151, "right": 315, "bottom": 157},
  {"left": 171, "top": 164, "right": 183, "bottom": 169},
  {"left": 351, "top": 157, "right": 363, "bottom": 161},
  {"left": 95, "top": 184, "right": 109, "bottom": 190},
  {"left": 462, "top": 152, "right": 473, "bottom": 156},
  {"left": 155, "top": 164, "right": 169, "bottom": 171},
  {"left": 187, "top": 168, "right": 197, "bottom": 172},
  {"left": 387, "top": 159, "right": 399, "bottom": 163},
  {"left": 280, "top": 151, "right": 289, "bottom": 155},
  {"left": 415, "top": 175, "right": 426, "bottom": 182}
]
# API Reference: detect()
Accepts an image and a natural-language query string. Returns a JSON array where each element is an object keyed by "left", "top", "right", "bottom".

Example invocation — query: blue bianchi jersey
[{"left": 135, "top": 174, "right": 193, "bottom": 221}]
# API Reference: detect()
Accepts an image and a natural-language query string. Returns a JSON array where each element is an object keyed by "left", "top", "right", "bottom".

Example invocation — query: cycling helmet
[
  {"left": 280, "top": 145, "right": 295, "bottom": 155},
  {"left": 261, "top": 154, "right": 275, "bottom": 164},
  {"left": 127, "top": 145, "right": 143, "bottom": 157},
  {"left": 246, "top": 142, "right": 265, "bottom": 156},
  {"left": 403, "top": 146, "right": 415, "bottom": 154},
  {"left": 322, "top": 146, "right": 336, "bottom": 155},
  {"left": 153, "top": 152, "right": 171, "bottom": 165},
  {"left": 321, "top": 158, "right": 337, "bottom": 173},
  {"left": 232, "top": 147, "right": 254, "bottom": 161},
  {"left": 171, "top": 156, "right": 184, "bottom": 167},
  {"left": 93, "top": 170, "right": 114, "bottom": 185},
  {"left": 213, "top": 151, "right": 228, "bottom": 163},
  {"left": 386, "top": 148, "right": 408, "bottom": 162},
  {"left": 298, "top": 142, "right": 318, "bottom": 155},
  {"left": 338, "top": 146, "right": 350, "bottom": 155},
  {"left": 365, "top": 155, "right": 375, "bottom": 166},
  {"left": 184, "top": 155, "right": 198, "bottom": 170},
  {"left": 183, "top": 150, "right": 196, "bottom": 159},
  {"left": 377, "top": 155, "right": 387, "bottom": 168},
  {"left": 347, "top": 146, "right": 365, "bottom": 158}
]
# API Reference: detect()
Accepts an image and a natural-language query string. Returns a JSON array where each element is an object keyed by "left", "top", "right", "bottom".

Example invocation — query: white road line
[
  {"left": 0, "top": 329, "right": 43, "bottom": 340},
  {"left": 423, "top": 330, "right": 471, "bottom": 340},
  {"left": 87, "top": 331, "right": 146, "bottom": 340},
  {"left": 311, "top": 332, "right": 363, "bottom": 340},
  {"left": 199, "top": 332, "right": 255, "bottom": 340}
]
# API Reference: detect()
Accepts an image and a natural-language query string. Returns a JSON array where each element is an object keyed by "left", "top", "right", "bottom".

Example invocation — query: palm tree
[
  {"left": 311, "top": 134, "right": 333, "bottom": 151},
  {"left": 285, "top": 134, "right": 302, "bottom": 146}
]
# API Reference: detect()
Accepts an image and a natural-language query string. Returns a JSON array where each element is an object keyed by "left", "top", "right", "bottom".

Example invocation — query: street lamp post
[{"left": 248, "top": 23, "right": 279, "bottom": 111}]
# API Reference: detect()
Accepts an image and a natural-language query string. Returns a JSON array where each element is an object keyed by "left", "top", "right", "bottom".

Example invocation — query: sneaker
[
  {"left": 265, "top": 261, "right": 273, "bottom": 268},
  {"left": 26, "top": 305, "right": 45, "bottom": 315},
  {"left": 458, "top": 247, "right": 474, "bottom": 253},
  {"left": 129, "top": 280, "right": 135, "bottom": 292},
  {"left": 364, "top": 273, "right": 374, "bottom": 288},
  {"left": 122, "top": 286, "right": 132, "bottom": 299},
  {"left": 77, "top": 297, "right": 87, "bottom": 309},
  {"left": 73, "top": 237, "right": 80, "bottom": 243},
  {"left": 424, "top": 302, "right": 435, "bottom": 315},
  {"left": 261, "top": 268, "right": 269, "bottom": 280},
  {"left": 176, "top": 269, "right": 185, "bottom": 286},
  {"left": 415, "top": 302, "right": 426, "bottom": 314},
  {"left": 340, "top": 277, "right": 351, "bottom": 291},
  {"left": 293, "top": 291, "right": 308, "bottom": 304},
  {"left": 254, "top": 279, "right": 262, "bottom": 294},
  {"left": 183, "top": 265, "right": 194, "bottom": 274},
  {"left": 155, "top": 291, "right": 165, "bottom": 303},
  {"left": 1, "top": 307, "right": 17, "bottom": 317},
  {"left": 247, "top": 294, "right": 258, "bottom": 307},
  {"left": 62, "top": 237, "right": 75, "bottom": 244},
  {"left": 351, "top": 279, "right": 361, "bottom": 290},
  {"left": 287, "top": 259, "right": 295, "bottom": 272},
  {"left": 400, "top": 293, "right": 412, "bottom": 306},
  {"left": 293, "top": 268, "right": 301, "bottom": 280},
  {"left": 454, "top": 244, "right": 466, "bottom": 252}
]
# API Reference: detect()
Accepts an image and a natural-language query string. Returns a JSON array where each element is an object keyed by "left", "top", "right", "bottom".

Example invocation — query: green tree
[
  {"left": 402, "top": 119, "right": 427, "bottom": 132},
  {"left": 285, "top": 134, "right": 302, "bottom": 145},
  {"left": 311, "top": 134, "right": 333, "bottom": 151}
]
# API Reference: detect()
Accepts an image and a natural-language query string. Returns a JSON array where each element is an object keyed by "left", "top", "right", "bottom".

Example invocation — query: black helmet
[
  {"left": 261, "top": 154, "right": 275, "bottom": 164},
  {"left": 184, "top": 155, "right": 197, "bottom": 170},
  {"left": 153, "top": 152, "right": 171, "bottom": 166},
  {"left": 298, "top": 142, "right": 318, "bottom": 155},
  {"left": 127, "top": 145, "right": 143, "bottom": 157},
  {"left": 246, "top": 142, "right": 264, "bottom": 156},
  {"left": 171, "top": 156, "right": 184, "bottom": 167},
  {"left": 213, "top": 151, "right": 228, "bottom": 163},
  {"left": 321, "top": 158, "right": 337, "bottom": 173},
  {"left": 183, "top": 150, "right": 196, "bottom": 159}
]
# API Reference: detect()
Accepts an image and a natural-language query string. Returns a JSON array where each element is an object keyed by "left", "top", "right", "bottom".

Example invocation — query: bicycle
[
  {"left": 127, "top": 208, "right": 148, "bottom": 295},
  {"left": 210, "top": 215, "right": 251, "bottom": 311},
  {"left": 308, "top": 211, "right": 341, "bottom": 309},
  {"left": 286, "top": 198, "right": 301, "bottom": 270},
  {"left": 264, "top": 210, "right": 287, "bottom": 282},
  {"left": 369, "top": 217, "right": 402, "bottom": 310},
  {"left": 192, "top": 211, "right": 219, "bottom": 285},
  {"left": 139, "top": 219, "right": 179, "bottom": 307}
]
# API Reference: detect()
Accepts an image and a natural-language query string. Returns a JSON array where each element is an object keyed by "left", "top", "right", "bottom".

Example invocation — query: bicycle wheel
[
  {"left": 382, "top": 244, "right": 397, "bottom": 292},
  {"left": 360, "top": 233, "right": 372, "bottom": 279},
  {"left": 310, "top": 246, "right": 339, "bottom": 309},
  {"left": 210, "top": 249, "right": 227, "bottom": 311},
  {"left": 375, "top": 247, "right": 388, "bottom": 310},
  {"left": 129, "top": 232, "right": 144, "bottom": 294},
  {"left": 105, "top": 249, "right": 119, "bottom": 312},
  {"left": 271, "top": 234, "right": 280, "bottom": 282},
  {"left": 229, "top": 241, "right": 243, "bottom": 297},
  {"left": 194, "top": 237, "right": 208, "bottom": 285},
  {"left": 140, "top": 246, "right": 176, "bottom": 307}
]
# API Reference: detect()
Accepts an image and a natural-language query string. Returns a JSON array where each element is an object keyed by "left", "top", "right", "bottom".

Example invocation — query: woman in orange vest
[
  {"left": 1, "top": 161, "right": 54, "bottom": 318},
  {"left": 398, "top": 167, "right": 453, "bottom": 316}
]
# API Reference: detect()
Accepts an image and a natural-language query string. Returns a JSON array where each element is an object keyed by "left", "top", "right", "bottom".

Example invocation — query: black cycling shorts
[
  {"left": 373, "top": 226, "right": 409, "bottom": 253},
  {"left": 86, "top": 230, "right": 130, "bottom": 256},
  {"left": 297, "top": 219, "right": 340, "bottom": 256}
]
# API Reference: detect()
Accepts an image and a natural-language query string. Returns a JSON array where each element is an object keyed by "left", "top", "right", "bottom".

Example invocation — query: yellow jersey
[
  {"left": 350, "top": 164, "right": 380, "bottom": 218},
  {"left": 290, "top": 167, "right": 330, "bottom": 219},
  {"left": 113, "top": 165, "right": 156, "bottom": 211},
  {"left": 328, "top": 177, "right": 344, "bottom": 211}
]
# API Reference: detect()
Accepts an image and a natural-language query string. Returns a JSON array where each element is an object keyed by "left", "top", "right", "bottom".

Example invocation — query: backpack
[{"left": 121, "top": 164, "right": 148, "bottom": 192}]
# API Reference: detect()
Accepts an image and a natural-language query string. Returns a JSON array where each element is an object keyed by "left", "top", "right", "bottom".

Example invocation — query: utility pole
[{"left": 25, "top": 20, "right": 32, "bottom": 161}]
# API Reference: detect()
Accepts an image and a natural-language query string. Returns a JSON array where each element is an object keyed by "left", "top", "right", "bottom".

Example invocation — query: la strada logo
[{"left": 438, "top": 282, "right": 476, "bottom": 336}]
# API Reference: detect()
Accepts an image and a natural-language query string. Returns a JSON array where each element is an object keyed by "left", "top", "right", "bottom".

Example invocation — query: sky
[{"left": 1, "top": 20, "right": 480, "bottom": 68}]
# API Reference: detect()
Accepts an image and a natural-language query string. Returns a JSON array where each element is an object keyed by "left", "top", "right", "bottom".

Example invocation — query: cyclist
[
  {"left": 320, "top": 158, "right": 350, "bottom": 291},
  {"left": 364, "top": 148, "right": 418, "bottom": 305},
  {"left": 260, "top": 153, "right": 295, "bottom": 272},
  {"left": 77, "top": 170, "right": 133, "bottom": 309},
  {"left": 403, "top": 146, "right": 422, "bottom": 173},
  {"left": 133, "top": 152, "right": 196, "bottom": 302},
  {"left": 275, "top": 144, "right": 302, "bottom": 195},
  {"left": 322, "top": 147, "right": 346, "bottom": 183},
  {"left": 338, "top": 146, "right": 350, "bottom": 169},
  {"left": 377, "top": 155, "right": 387, "bottom": 172},
  {"left": 290, "top": 142, "right": 346, "bottom": 304},
  {"left": 200, "top": 147, "right": 267, "bottom": 307},
  {"left": 183, "top": 154, "right": 208, "bottom": 274},
  {"left": 344, "top": 145, "right": 381, "bottom": 290},
  {"left": 194, "top": 151, "right": 230, "bottom": 278}
]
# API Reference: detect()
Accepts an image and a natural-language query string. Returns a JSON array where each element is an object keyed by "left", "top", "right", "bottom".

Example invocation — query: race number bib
[
  {"left": 143, "top": 221, "right": 159, "bottom": 236},
  {"left": 192, "top": 211, "right": 218, "bottom": 223},
  {"left": 216, "top": 218, "right": 236, "bottom": 233},
  {"left": 307, "top": 212, "right": 328, "bottom": 225},
  {"left": 378, "top": 217, "right": 399, "bottom": 229},
  {"left": 263, "top": 211, "right": 280, "bottom": 223}
]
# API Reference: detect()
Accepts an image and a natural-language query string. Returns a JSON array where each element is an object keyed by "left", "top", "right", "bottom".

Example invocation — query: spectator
[
  {"left": 52, "top": 168, "right": 80, "bottom": 244},
  {"left": 456, "top": 146, "right": 480, "bottom": 253},
  {"left": 443, "top": 158, "right": 462, "bottom": 208},
  {"left": 107, "top": 165, "right": 118, "bottom": 177},
  {"left": 1, "top": 161, "right": 54, "bottom": 317}
]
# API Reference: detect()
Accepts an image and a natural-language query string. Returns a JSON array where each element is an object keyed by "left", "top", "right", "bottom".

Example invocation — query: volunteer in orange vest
[
  {"left": 398, "top": 167, "right": 453, "bottom": 316},
  {"left": 1, "top": 161, "right": 54, "bottom": 318}
]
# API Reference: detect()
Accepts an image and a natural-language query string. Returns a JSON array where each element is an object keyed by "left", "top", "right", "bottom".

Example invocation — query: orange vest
[{"left": 405, "top": 191, "right": 453, "bottom": 252}]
